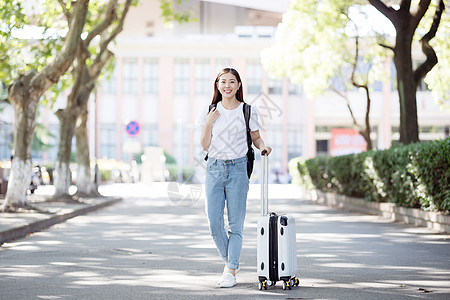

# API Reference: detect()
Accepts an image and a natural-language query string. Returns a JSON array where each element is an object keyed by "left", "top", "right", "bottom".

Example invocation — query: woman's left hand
[{"left": 261, "top": 147, "right": 272, "bottom": 156}]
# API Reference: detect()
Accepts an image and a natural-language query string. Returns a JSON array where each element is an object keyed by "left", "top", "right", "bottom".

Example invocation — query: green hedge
[
  {"left": 166, "top": 164, "right": 196, "bottom": 183},
  {"left": 290, "top": 138, "right": 450, "bottom": 212}
]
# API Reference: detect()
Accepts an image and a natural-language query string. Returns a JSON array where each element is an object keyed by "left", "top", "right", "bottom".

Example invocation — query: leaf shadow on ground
[{"left": 0, "top": 184, "right": 449, "bottom": 299}]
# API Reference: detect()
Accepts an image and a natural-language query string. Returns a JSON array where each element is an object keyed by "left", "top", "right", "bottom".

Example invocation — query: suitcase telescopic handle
[{"left": 261, "top": 150, "right": 269, "bottom": 216}]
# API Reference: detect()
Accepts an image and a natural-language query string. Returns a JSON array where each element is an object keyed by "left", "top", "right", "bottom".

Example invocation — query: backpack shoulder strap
[
  {"left": 204, "top": 102, "right": 218, "bottom": 161},
  {"left": 243, "top": 103, "right": 252, "bottom": 149},
  {"left": 208, "top": 103, "right": 217, "bottom": 112}
]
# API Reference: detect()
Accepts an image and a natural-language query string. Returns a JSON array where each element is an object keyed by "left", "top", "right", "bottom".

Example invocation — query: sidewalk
[
  {"left": 2, "top": 182, "right": 448, "bottom": 245},
  {"left": 1, "top": 183, "right": 449, "bottom": 300},
  {"left": 0, "top": 185, "right": 121, "bottom": 245}
]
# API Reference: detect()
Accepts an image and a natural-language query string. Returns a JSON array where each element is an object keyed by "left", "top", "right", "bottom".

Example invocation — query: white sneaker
[
  {"left": 217, "top": 266, "right": 240, "bottom": 285},
  {"left": 219, "top": 273, "right": 236, "bottom": 288},
  {"left": 217, "top": 272, "right": 228, "bottom": 285}
]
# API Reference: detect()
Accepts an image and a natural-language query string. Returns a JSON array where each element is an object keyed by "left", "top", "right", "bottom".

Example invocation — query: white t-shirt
[{"left": 196, "top": 101, "right": 261, "bottom": 160}]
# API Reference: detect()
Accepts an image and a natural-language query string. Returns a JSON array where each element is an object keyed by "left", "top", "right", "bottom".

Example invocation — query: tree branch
[
  {"left": 31, "top": 0, "right": 89, "bottom": 92},
  {"left": 329, "top": 86, "right": 361, "bottom": 131},
  {"left": 368, "top": 0, "right": 398, "bottom": 26},
  {"left": 91, "top": 50, "right": 114, "bottom": 79},
  {"left": 85, "top": 0, "right": 131, "bottom": 103},
  {"left": 78, "top": 49, "right": 114, "bottom": 108},
  {"left": 350, "top": 35, "right": 373, "bottom": 150},
  {"left": 57, "top": 0, "right": 71, "bottom": 23},
  {"left": 414, "top": 0, "right": 445, "bottom": 87},
  {"left": 351, "top": 36, "right": 362, "bottom": 88},
  {"left": 68, "top": 48, "right": 90, "bottom": 108},
  {"left": 400, "top": 0, "right": 412, "bottom": 12},
  {"left": 351, "top": 35, "right": 370, "bottom": 91},
  {"left": 85, "top": 0, "right": 118, "bottom": 46},
  {"left": 379, "top": 43, "right": 395, "bottom": 52},
  {"left": 411, "top": 0, "right": 432, "bottom": 29},
  {"left": 92, "top": 0, "right": 132, "bottom": 69}
]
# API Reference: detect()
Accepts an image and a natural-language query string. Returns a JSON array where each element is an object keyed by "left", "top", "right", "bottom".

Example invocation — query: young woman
[{"left": 198, "top": 68, "right": 272, "bottom": 288}]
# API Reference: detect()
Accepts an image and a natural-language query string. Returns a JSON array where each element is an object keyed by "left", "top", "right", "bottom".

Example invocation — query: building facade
[{"left": 0, "top": 0, "right": 448, "bottom": 181}]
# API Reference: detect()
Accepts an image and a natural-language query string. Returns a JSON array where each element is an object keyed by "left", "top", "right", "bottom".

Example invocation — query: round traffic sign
[{"left": 126, "top": 121, "right": 140, "bottom": 136}]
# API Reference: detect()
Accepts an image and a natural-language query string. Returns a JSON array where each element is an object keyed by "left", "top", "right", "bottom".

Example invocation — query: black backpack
[{"left": 204, "top": 102, "right": 255, "bottom": 179}]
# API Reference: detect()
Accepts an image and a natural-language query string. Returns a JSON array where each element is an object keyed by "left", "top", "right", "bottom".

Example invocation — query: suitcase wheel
[
  {"left": 289, "top": 278, "right": 296, "bottom": 288},
  {"left": 258, "top": 281, "right": 268, "bottom": 290},
  {"left": 283, "top": 278, "right": 295, "bottom": 290}
]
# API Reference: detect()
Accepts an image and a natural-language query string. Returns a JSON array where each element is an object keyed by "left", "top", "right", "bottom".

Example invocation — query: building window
[
  {"left": 265, "top": 125, "right": 283, "bottom": 164},
  {"left": 195, "top": 59, "right": 210, "bottom": 95},
  {"left": 31, "top": 123, "right": 58, "bottom": 162},
  {"left": 143, "top": 58, "right": 159, "bottom": 95},
  {"left": 123, "top": 58, "right": 138, "bottom": 94},
  {"left": 391, "top": 61, "right": 397, "bottom": 91},
  {"left": 417, "top": 78, "right": 430, "bottom": 91},
  {"left": 316, "top": 126, "right": 332, "bottom": 133},
  {"left": 100, "top": 124, "right": 116, "bottom": 159},
  {"left": 0, "top": 123, "right": 13, "bottom": 160},
  {"left": 247, "top": 60, "right": 262, "bottom": 94},
  {"left": 287, "top": 127, "right": 303, "bottom": 160},
  {"left": 174, "top": 58, "right": 190, "bottom": 95},
  {"left": 173, "top": 123, "right": 190, "bottom": 167},
  {"left": 289, "top": 81, "right": 302, "bottom": 95},
  {"left": 414, "top": 60, "right": 430, "bottom": 91},
  {"left": 215, "top": 59, "right": 231, "bottom": 74},
  {"left": 330, "top": 75, "right": 347, "bottom": 92},
  {"left": 46, "top": 124, "right": 60, "bottom": 162},
  {"left": 142, "top": 124, "right": 158, "bottom": 147},
  {"left": 268, "top": 75, "right": 282, "bottom": 95},
  {"left": 316, "top": 140, "right": 329, "bottom": 156},
  {"left": 372, "top": 80, "right": 383, "bottom": 92}
]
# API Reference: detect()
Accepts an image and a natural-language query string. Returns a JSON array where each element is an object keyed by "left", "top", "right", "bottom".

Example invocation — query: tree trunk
[
  {"left": 0, "top": 0, "right": 89, "bottom": 211},
  {"left": 331, "top": 86, "right": 373, "bottom": 152},
  {"left": 54, "top": 108, "right": 77, "bottom": 197},
  {"left": 75, "top": 96, "right": 99, "bottom": 196},
  {"left": 2, "top": 71, "right": 38, "bottom": 209},
  {"left": 368, "top": 0, "right": 441, "bottom": 145},
  {"left": 359, "top": 128, "right": 372, "bottom": 151},
  {"left": 53, "top": 0, "right": 132, "bottom": 199},
  {"left": 394, "top": 27, "right": 419, "bottom": 144},
  {"left": 359, "top": 86, "right": 373, "bottom": 151},
  {"left": 350, "top": 35, "right": 373, "bottom": 151}
]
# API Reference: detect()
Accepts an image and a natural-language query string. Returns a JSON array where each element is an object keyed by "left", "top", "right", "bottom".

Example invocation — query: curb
[
  {"left": 303, "top": 188, "right": 450, "bottom": 234},
  {"left": 0, "top": 197, "right": 121, "bottom": 244}
]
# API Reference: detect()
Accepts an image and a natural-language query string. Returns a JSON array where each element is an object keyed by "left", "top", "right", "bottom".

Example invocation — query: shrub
[
  {"left": 291, "top": 138, "right": 450, "bottom": 212},
  {"left": 166, "top": 164, "right": 196, "bottom": 182},
  {"left": 99, "top": 169, "right": 112, "bottom": 182}
]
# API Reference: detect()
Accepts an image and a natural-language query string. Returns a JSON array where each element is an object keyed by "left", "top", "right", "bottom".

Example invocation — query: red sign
[{"left": 330, "top": 128, "right": 366, "bottom": 156}]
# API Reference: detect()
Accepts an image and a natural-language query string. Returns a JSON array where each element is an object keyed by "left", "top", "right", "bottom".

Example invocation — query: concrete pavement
[
  {"left": 0, "top": 183, "right": 449, "bottom": 299},
  {"left": 0, "top": 186, "right": 121, "bottom": 244}
]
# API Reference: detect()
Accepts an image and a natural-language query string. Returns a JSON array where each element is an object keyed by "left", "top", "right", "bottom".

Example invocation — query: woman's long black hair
[{"left": 211, "top": 68, "right": 244, "bottom": 105}]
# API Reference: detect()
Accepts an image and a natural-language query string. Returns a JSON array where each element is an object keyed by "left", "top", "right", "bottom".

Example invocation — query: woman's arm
[
  {"left": 200, "top": 107, "right": 220, "bottom": 151},
  {"left": 201, "top": 124, "right": 213, "bottom": 151},
  {"left": 250, "top": 130, "right": 272, "bottom": 155}
]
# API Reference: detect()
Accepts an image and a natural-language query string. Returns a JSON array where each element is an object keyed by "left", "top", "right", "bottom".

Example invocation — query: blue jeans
[{"left": 205, "top": 156, "right": 249, "bottom": 270}]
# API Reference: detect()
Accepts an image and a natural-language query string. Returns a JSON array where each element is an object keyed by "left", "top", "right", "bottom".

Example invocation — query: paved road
[{"left": 1, "top": 183, "right": 449, "bottom": 300}]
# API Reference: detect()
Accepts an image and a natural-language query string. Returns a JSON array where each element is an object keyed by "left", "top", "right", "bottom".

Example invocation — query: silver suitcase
[{"left": 257, "top": 151, "right": 299, "bottom": 290}]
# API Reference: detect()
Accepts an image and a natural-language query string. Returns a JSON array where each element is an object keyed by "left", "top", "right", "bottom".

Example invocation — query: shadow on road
[{"left": 1, "top": 183, "right": 449, "bottom": 299}]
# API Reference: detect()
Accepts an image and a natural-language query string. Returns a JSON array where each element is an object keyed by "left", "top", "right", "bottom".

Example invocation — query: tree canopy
[{"left": 263, "top": 0, "right": 448, "bottom": 144}]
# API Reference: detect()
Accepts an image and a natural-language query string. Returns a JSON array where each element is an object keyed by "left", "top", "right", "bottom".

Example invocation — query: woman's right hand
[{"left": 206, "top": 106, "right": 220, "bottom": 126}]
